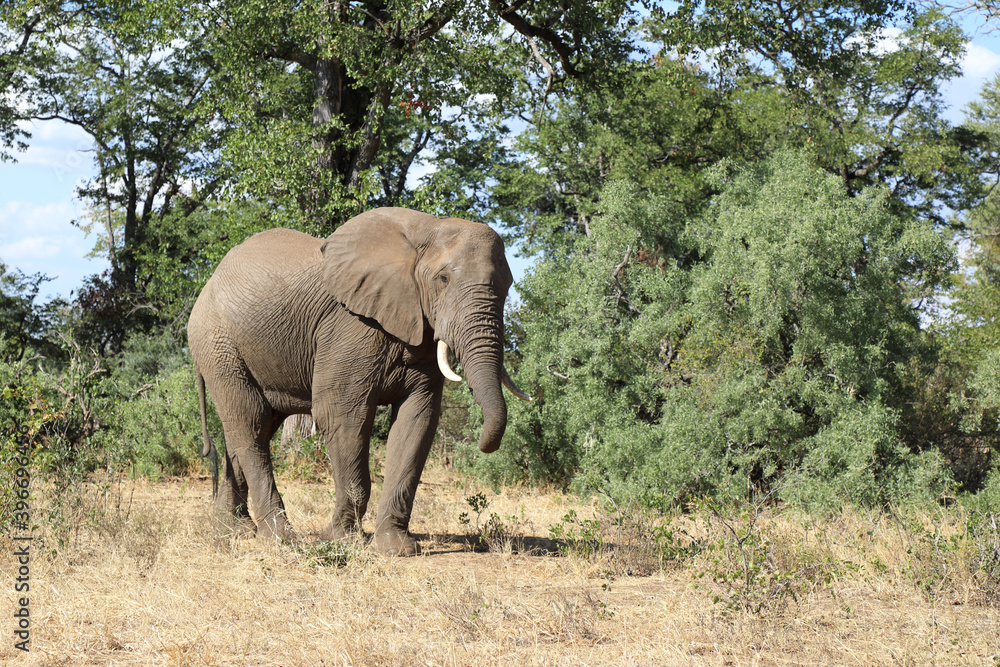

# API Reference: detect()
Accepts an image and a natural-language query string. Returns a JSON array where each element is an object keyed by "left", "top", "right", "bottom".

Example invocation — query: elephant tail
[{"left": 196, "top": 370, "right": 219, "bottom": 498}]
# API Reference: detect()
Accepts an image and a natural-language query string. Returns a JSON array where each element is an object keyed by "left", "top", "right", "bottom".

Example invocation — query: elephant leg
[
  {"left": 213, "top": 444, "right": 254, "bottom": 536},
  {"left": 373, "top": 387, "right": 442, "bottom": 556},
  {"left": 229, "top": 411, "right": 294, "bottom": 541},
  {"left": 315, "top": 401, "right": 376, "bottom": 542},
  {"left": 211, "top": 370, "right": 295, "bottom": 542}
]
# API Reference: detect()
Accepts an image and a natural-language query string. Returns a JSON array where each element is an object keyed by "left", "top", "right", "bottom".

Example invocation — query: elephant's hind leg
[
  {"left": 213, "top": 446, "right": 254, "bottom": 536},
  {"left": 209, "top": 366, "right": 296, "bottom": 542},
  {"left": 223, "top": 411, "right": 295, "bottom": 542}
]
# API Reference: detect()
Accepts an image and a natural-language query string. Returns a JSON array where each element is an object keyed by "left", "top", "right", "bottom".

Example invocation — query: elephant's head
[{"left": 320, "top": 207, "right": 530, "bottom": 453}]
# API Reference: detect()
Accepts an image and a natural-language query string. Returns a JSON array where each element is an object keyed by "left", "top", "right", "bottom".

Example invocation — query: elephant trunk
[
  {"left": 465, "top": 352, "right": 508, "bottom": 454},
  {"left": 452, "top": 298, "right": 508, "bottom": 454}
]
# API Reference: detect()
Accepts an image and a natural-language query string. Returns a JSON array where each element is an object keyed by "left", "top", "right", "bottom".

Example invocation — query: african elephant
[{"left": 187, "top": 207, "right": 530, "bottom": 556}]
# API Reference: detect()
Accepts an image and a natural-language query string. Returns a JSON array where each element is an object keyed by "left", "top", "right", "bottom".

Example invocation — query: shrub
[
  {"left": 92, "top": 363, "right": 216, "bottom": 479},
  {"left": 496, "top": 149, "right": 955, "bottom": 510},
  {"left": 0, "top": 354, "right": 61, "bottom": 534}
]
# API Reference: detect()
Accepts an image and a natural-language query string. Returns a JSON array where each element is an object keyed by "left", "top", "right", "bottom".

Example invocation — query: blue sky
[
  {"left": 3, "top": 21, "right": 1000, "bottom": 302},
  {"left": 1, "top": 117, "right": 99, "bottom": 300}
]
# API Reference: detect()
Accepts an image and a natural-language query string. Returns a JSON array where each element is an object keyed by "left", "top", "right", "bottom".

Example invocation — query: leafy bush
[
  {"left": 457, "top": 491, "right": 529, "bottom": 553},
  {"left": 81, "top": 332, "right": 221, "bottom": 479},
  {"left": 691, "top": 495, "right": 818, "bottom": 616},
  {"left": 0, "top": 341, "right": 98, "bottom": 478},
  {"left": 92, "top": 363, "right": 215, "bottom": 478},
  {"left": 0, "top": 354, "right": 59, "bottom": 534},
  {"left": 273, "top": 430, "right": 329, "bottom": 482},
  {"left": 970, "top": 467, "right": 1000, "bottom": 514},
  {"left": 548, "top": 501, "right": 694, "bottom": 576},
  {"left": 0, "top": 265, "right": 65, "bottom": 363},
  {"left": 491, "top": 149, "right": 954, "bottom": 510},
  {"left": 964, "top": 507, "right": 1000, "bottom": 603},
  {"left": 1, "top": 332, "right": 219, "bottom": 487}
]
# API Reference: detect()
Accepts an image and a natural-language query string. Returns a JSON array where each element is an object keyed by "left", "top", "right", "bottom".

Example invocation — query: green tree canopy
[{"left": 486, "top": 149, "right": 954, "bottom": 509}]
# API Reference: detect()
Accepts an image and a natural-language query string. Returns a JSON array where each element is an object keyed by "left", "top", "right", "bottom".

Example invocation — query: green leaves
[
  {"left": 491, "top": 149, "right": 954, "bottom": 508},
  {"left": 669, "top": 151, "right": 952, "bottom": 505},
  {"left": 4, "top": 1, "right": 996, "bottom": 510},
  {"left": 0, "top": 264, "right": 64, "bottom": 363}
]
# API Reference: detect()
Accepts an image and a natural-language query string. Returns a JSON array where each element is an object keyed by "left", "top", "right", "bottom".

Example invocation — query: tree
[
  {"left": 192, "top": 0, "right": 644, "bottom": 231},
  {"left": 33, "top": 11, "right": 220, "bottom": 287},
  {"left": 424, "top": 2, "right": 991, "bottom": 502},
  {"left": 0, "top": 263, "right": 64, "bottom": 363},
  {"left": 929, "top": 73, "right": 1000, "bottom": 489},
  {"left": 671, "top": 3, "right": 985, "bottom": 219},
  {"left": 931, "top": 0, "right": 1000, "bottom": 31},
  {"left": 482, "top": 56, "right": 730, "bottom": 259},
  {"left": 0, "top": 1, "right": 229, "bottom": 350},
  {"left": 2, "top": 1, "right": 649, "bottom": 351},
  {"left": 0, "top": 2, "right": 42, "bottom": 159},
  {"left": 949, "top": 74, "right": 1000, "bottom": 354},
  {"left": 488, "top": 3, "right": 983, "bottom": 265},
  {"left": 484, "top": 150, "right": 955, "bottom": 508}
]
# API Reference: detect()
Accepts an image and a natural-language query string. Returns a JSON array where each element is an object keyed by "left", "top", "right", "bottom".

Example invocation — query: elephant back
[{"left": 188, "top": 227, "right": 333, "bottom": 401}]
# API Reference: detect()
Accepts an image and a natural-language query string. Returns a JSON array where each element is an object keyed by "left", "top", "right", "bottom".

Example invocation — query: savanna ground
[{"left": 3, "top": 462, "right": 999, "bottom": 666}]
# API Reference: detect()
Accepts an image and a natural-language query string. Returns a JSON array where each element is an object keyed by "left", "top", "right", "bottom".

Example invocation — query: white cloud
[
  {"left": 20, "top": 118, "right": 90, "bottom": 144},
  {"left": 11, "top": 118, "right": 94, "bottom": 180},
  {"left": 0, "top": 200, "right": 78, "bottom": 234},
  {"left": 869, "top": 27, "right": 903, "bottom": 56},
  {"left": 4, "top": 236, "right": 68, "bottom": 260},
  {"left": 12, "top": 145, "right": 92, "bottom": 179},
  {"left": 0, "top": 199, "right": 106, "bottom": 299},
  {"left": 962, "top": 42, "right": 1000, "bottom": 81},
  {"left": 940, "top": 40, "right": 1000, "bottom": 122}
]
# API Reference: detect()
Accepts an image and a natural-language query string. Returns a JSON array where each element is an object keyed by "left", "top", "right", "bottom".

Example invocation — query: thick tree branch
[
  {"left": 385, "top": 126, "right": 431, "bottom": 200},
  {"left": 490, "top": 0, "right": 581, "bottom": 77},
  {"left": 140, "top": 71, "right": 211, "bottom": 224},
  {"left": 347, "top": 82, "right": 393, "bottom": 189},
  {"left": 525, "top": 32, "right": 561, "bottom": 103},
  {"left": 401, "top": 0, "right": 461, "bottom": 47},
  {"left": 933, "top": 1, "right": 1000, "bottom": 31},
  {"left": 264, "top": 42, "right": 318, "bottom": 70},
  {"left": 0, "top": 10, "right": 43, "bottom": 92}
]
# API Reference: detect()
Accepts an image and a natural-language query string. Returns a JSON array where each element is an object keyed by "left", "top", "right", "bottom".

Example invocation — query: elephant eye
[{"left": 439, "top": 274, "right": 449, "bottom": 285}]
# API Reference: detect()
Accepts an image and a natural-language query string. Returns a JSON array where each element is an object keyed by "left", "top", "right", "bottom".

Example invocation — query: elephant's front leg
[
  {"left": 374, "top": 386, "right": 442, "bottom": 556},
  {"left": 316, "top": 401, "right": 376, "bottom": 542}
]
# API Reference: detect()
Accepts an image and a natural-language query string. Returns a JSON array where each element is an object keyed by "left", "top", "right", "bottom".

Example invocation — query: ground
[{"left": 2, "top": 465, "right": 998, "bottom": 665}]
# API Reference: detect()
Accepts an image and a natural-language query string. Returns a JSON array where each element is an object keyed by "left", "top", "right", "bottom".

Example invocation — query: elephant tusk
[
  {"left": 501, "top": 365, "right": 533, "bottom": 401},
  {"left": 437, "top": 340, "right": 463, "bottom": 382}
]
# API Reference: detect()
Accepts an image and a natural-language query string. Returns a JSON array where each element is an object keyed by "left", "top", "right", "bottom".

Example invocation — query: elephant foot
[
  {"left": 257, "top": 513, "right": 297, "bottom": 544},
  {"left": 374, "top": 527, "right": 420, "bottom": 557},
  {"left": 233, "top": 517, "right": 258, "bottom": 538},
  {"left": 210, "top": 506, "right": 257, "bottom": 538},
  {"left": 318, "top": 520, "right": 363, "bottom": 543}
]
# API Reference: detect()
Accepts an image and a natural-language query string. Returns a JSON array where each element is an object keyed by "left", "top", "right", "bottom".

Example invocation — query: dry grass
[{"left": 2, "top": 465, "right": 998, "bottom": 666}]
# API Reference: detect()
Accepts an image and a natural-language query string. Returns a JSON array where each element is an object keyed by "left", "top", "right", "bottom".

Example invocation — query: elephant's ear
[{"left": 320, "top": 211, "right": 425, "bottom": 346}]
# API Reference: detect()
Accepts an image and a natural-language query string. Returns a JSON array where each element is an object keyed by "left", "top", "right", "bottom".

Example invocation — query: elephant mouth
[{"left": 436, "top": 339, "right": 532, "bottom": 402}]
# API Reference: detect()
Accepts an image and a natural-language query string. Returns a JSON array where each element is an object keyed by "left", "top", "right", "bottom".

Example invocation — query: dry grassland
[{"left": 3, "top": 465, "right": 998, "bottom": 666}]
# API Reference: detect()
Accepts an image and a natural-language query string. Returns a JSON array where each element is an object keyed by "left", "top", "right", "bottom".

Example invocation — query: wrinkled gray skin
[{"left": 188, "top": 207, "right": 517, "bottom": 556}]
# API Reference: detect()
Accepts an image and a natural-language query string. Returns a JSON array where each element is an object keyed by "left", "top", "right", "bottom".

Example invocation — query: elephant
[{"left": 187, "top": 207, "right": 531, "bottom": 556}]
